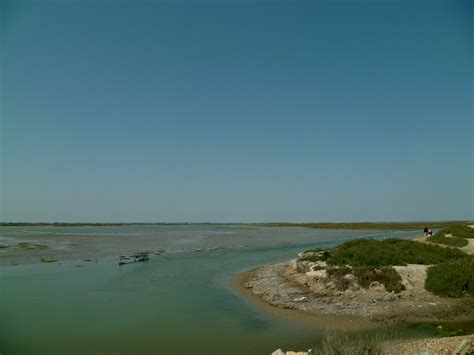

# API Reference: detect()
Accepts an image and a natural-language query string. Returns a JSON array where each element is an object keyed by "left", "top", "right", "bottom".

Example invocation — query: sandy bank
[{"left": 231, "top": 267, "right": 378, "bottom": 331}]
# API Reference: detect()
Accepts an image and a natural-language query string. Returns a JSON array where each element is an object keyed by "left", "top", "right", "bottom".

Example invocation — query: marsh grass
[{"left": 314, "top": 330, "right": 392, "bottom": 355}]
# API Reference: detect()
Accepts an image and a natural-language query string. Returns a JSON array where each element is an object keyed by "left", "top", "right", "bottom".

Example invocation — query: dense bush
[
  {"left": 353, "top": 266, "right": 405, "bottom": 293},
  {"left": 326, "top": 238, "right": 467, "bottom": 267},
  {"left": 425, "top": 258, "right": 474, "bottom": 298},
  {"left": 334, "top": 276, "right": 351, "bottom": 291}
]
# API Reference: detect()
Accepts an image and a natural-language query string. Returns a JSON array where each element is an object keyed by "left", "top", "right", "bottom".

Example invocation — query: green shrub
[
  {"left": 435, "top": 325, "right": 464, "bottom": 337},
  {"left": 334, "top": 277, "right": 351, "bottom": 291},
  {"left": 353, "top": 266, "right": 405, "bottom": 293},
  {"left": 442, "top": 224, "right": 474, "bottom": 239},
  {"left": 425, "top": 258, "right": 474, "bottom": 298},
  {"left": 326, "top": 238, "right": 467, "bottom": 267},
  {"left": 427, "top": 233, "right": 468, "bottom": 247},
  {"left": 327, "top": 266, "right": 352, "bottom": 278}
]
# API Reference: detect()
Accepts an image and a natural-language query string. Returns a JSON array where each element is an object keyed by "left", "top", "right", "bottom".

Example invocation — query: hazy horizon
[{"left": 1, "top": 0, "right": 473, "bottom": 222}]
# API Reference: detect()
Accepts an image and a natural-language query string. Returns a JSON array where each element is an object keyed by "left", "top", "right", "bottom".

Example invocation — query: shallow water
[{"left": 0, "top": 226, "right": 441, "bottom": 354}]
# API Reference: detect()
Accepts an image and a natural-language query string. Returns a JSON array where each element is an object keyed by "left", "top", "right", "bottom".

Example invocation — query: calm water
[{"left": 0, "top": 226, "right": 427, "bottom": 354}]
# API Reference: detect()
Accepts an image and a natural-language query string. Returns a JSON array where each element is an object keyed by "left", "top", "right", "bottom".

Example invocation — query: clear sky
[{"left": 1, "top": 0, "right": 472, "bottom": 223}]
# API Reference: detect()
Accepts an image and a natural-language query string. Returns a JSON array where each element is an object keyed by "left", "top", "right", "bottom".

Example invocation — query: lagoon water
[{"left": 0, "top": 226, "right": 422, "bottom": 354}]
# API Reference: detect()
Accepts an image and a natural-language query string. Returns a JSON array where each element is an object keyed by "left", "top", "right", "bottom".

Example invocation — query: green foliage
[
  {"left": 427, "top": 224, "right": 473, "bottom": 247},
  {"left": 441, "top": 224, "right": 474, "bottom": 239},
  {"left": 425, "top": 258, "right": 474, "bottom": 298},
  {"left": 326, "top": 238, "right": 467, "bottom": 267},
  {"left": 353, "top": 266, "right": 405, "bottom": 293},
  {"left": 427, "top": 234, "right": 468, "bottom": 247},
  {"left": 327, "top": 266, "right": 352, "bottom": 278},
  {"left": 435, "top": 325, "right": 464, "bottom": 337}
]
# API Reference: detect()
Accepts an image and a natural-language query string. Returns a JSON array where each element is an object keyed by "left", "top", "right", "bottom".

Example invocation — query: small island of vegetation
[{"left": 239, "top": 223, "right": 474, "bottom": 329}]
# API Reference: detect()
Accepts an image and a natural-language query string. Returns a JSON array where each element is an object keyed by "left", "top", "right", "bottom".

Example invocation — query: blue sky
[{"left": 1, "top": 0, "right": 472, "bottom": 222}]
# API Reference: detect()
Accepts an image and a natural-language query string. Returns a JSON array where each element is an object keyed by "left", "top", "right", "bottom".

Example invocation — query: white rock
[
  {"left": 293, "top": 296, "right": 307, "bottom": 302},
  {"left": 272, "top": 349, "right": 285, "bottom": 355},
  {"left": 305, "top": 269, "right": 328, "bottom": 279},
  {"left": 290, "top": 259, "right": 298, "bottom": 269},
  {"left": 312, "top": 261, "right": 327, "bottom": 268}
]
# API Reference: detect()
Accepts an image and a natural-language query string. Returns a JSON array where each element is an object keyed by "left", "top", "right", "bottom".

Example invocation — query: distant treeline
[
  {"left": 259, "top": 221, "right": 473, "bottom": 230},
  {"left": 0, "top": 221, "right": 471, "bottom": 230}
]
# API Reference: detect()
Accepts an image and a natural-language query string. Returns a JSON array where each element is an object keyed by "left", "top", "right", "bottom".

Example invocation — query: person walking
[
  {"left": 428, "top": 228, "right": 433, "bottom": 237},
  {"left": 424, "top": 226, "right": 428, "bottom": 236}
]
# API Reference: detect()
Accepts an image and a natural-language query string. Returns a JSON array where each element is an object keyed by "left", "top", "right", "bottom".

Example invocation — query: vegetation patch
[
  {"left": 325, "top": 238, "right": 467, "bottom": 267},
  {"left": 435, "top": 325, "right": 464, "bottom": 337},
  {"left": 327, "top": 266, "right": 352, "bottom": 278},
  {"left": 315, "top": 331, "right": 391, "bottom": 354},
  {"left": 300, "top": 235, "right": 473, "bottom": 298},
  {"left": 353, "top": 266, "right": 405, "bottom": 293},
  {"left": 266, "top": 221, "right": 469, "bottom": 230},
  {"left": 425, "top": 258, "right": 474, "bottom": 298},
  {"left": 427, "top": 224, "right": 473, "bottom": 247},
  {"left": 427, "top": 233, "right": 468, "bottom": 247}
]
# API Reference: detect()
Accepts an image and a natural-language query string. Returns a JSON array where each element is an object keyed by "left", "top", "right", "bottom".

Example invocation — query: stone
[
  {"left": 272, "top": 349, "right": 285, "bottom": 355},
  {"left": 290, "top": 259, "right": 298, "bottom": 270},
  {"left": 305, "top": 269, "right": 327, "bottom": 279},
  {"left": 293, "top": 296, "right": 307, "bottom": 302}
]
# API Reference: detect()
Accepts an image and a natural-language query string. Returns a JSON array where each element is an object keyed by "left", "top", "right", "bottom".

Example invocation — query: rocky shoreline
[
  {"left": 240, "top": 261, "right": 474, "bottom": 326},
  {"left": 234, "top": 235, "right": 474, "bottom": 353}
]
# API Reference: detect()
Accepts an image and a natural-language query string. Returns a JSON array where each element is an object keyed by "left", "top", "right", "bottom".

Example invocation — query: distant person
[
  {"left": 423, "top": 226, "right": 428, "bottom": 236},
  {"left": 428, "top": 228, "right": 433, "bottom": 237}
]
